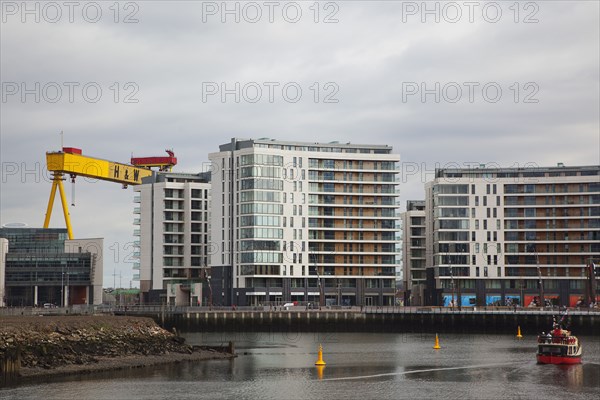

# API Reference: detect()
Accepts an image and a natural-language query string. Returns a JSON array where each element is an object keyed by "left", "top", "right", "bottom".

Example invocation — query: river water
[{"left": 2, "top": 332, "right": 599, "bottom": 399}]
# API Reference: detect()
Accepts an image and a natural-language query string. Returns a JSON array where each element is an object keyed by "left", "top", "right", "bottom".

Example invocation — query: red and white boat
[{"left": 536, "top": 325, "right": 582, "bottom": 365}]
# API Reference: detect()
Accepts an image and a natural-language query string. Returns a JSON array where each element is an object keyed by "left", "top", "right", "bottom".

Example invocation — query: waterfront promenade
[{"left": 3, "top": 305, "right": 599, "bottom": 334}]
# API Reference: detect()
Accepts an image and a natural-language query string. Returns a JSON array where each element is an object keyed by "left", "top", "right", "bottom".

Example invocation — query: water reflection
[
  {"left": 557, "top": 364, "right": 584, "bottom": 389},
  {"left": 2, "top": 333, "right": 599, "bottom": 400}
]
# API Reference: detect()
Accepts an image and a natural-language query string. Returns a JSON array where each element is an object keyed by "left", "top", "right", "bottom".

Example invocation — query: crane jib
[{"left": 46, "top": 152, "right": 154, "bottom": 185}]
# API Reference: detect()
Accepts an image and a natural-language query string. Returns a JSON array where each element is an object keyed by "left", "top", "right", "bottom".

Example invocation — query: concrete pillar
[{"left": 33, "top": 286, "right": 38, "bottom": 306}]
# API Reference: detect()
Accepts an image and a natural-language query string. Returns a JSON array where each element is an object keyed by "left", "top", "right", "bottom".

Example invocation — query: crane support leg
[
  {"left": 43, "top": 177, "right": 59, "bottom": 229},
  {"left": 43, "top": 174, "right": 74, "bottom": 239},
  {"left": 57, "top": 177, "right": 74, "bottom": 239}
]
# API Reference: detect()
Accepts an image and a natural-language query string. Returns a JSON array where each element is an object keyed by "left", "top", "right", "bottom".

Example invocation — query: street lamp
[
  {"left": 61, "top": 266, "right": 64, "bottom": 308},
  {"left": 207, "top": 277, "right": 213, "bottom": 309},
  {"left": 317, "top": 273, "right": 323, "bottom": 310},
  {"left": 520, "top": 277, "right": 524, "bottom": 308},
  {"left": 312, "top": 253, "right": 323, "bottom": 309}
]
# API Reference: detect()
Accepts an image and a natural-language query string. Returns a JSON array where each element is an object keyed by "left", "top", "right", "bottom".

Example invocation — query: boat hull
[{"left": 536, "top": 354, "right": 582, "bottom": 365}]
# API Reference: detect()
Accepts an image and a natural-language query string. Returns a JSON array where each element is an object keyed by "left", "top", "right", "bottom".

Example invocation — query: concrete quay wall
[{"left": 137, "top": 309, "right": 600, "bottom": 335}]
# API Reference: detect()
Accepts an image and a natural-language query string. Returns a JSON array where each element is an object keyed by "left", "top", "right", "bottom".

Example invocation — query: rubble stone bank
[{"left": 0, "top": 316, "right": 232, "bottom": 385}]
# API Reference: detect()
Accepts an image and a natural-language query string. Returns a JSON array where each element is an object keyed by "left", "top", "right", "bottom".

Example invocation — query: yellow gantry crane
[{"left": 43, "top": 147, "right": 177, "bottom": 239}]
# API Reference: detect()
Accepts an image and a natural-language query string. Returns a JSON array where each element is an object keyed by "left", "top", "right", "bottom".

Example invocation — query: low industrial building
[{"left": 0, "top": 227, "right": 103, "bottom": 307}]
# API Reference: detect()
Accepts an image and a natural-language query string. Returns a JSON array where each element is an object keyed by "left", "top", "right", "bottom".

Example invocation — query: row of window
[
  {"left": 504, "top": 195, "right": 599, "bottom": 205},
  {"left": 438, "top": 278, "right": 587, "bottom": 290},
  {"left": 240, "top": 215, "right": 281, "bottom": 227},
  {"left": 240, "top": 252, "right": 283, "bottom": 263},
  {"left": 309, "top": 195, "right": 396, "bottom": 205},
  {"left": 240, "top": 203, "right": 283, "bottom": 215},
  {"left": 308, "top": 159, "right": 395, "bottom": 169},
  {"left": 239, "top": 228, "right": 284, "bottom": 239},
  {"left": 309, "top": 171, "right": 396, "bottom": 182},
  {"left": 505, "top": 183, "right": 600, "bottom": 194},
  {"left": 240, "top": 178, "right": 283, "bottom": 191},
  {"left": 240, "top": 190, "right": 281, "bottom": 203},
  {"left": 240, "top": 166, "right": 281, "bottom": 178},
  {"left": 240, "top": 154, "right": 283, "bottom": 166}
]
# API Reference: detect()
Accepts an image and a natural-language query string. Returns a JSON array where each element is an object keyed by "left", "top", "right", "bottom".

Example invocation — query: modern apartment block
[
  {"left": 133, "top": 172, "right": 211, "bottom": 305},
  {"left": 0, "top": 227, "right": 103, "bottom": 306},
  {"left": 401, "top": 200, "right": 426, "bottom": 306},
  {"left": 423, "top": 164, "right": 600, "bottom": 307},
  {"left": 209, "top": 138, "right": 401, "bottom": 307}
]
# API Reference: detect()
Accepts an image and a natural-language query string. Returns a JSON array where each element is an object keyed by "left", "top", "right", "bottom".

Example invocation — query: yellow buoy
[
  {"left": 516, "top": 325, "right": 523, "bottom": 339},
  {"left": 315, "top": 344, "right": 326, "bottom": 365},
  {"left": 433, "top": 333, "right": 441, "bottom": 349}
]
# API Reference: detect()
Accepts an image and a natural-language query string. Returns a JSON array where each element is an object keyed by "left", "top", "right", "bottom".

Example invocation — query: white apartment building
[
  {"left": 424, "top": 165, "right": 600, "bottom": 307},
  {"left": 209, "top": 138, "right": 401, "bottom": 307},
  {"left": 133, "top": 172, "right": 211, "bottom": 305}
]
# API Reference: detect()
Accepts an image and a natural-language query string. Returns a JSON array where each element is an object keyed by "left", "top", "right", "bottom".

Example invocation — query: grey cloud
[{"left": 1, "top": 0, "right": 598, "bottom": 287}]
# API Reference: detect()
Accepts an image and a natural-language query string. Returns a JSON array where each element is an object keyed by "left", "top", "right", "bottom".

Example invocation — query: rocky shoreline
[{"left": 0, "top": 315, "right": 234, "bottom": 385}]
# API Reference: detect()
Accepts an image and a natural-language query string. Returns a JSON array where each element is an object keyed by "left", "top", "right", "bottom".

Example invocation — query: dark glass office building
[{"left": 0, "top": 228, "right": 102, "bottom": 307}]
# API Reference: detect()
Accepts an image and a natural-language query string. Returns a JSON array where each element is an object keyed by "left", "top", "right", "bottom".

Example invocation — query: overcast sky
[{"left": 1, "top": 1, "right": 599, "bottom": 288}]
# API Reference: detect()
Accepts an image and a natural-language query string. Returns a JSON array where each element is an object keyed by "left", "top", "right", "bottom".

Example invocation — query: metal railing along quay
[
  {"left": 2, "top": 305, "right": 599, "bottom": 317},
  {"left": 362, "top": 306, "right": 600, "bottom": 315}
]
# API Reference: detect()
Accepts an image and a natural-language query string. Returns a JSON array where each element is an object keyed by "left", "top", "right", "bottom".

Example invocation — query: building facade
[
  {"left": 401, "top": 200, "right": 426, "bottom": 306},
  {"left": 424, "top": 165, "right": 600, "bottom": 307},
  {"left": 209, "top": 138, "right": 401, "bottom": 307},
  {"left": 0, "top": 238, "right": 7, "bottom": 307},
  {"left": 133, "top": 172, "right": 211, "bottom": 305},
  {"left": 0, "top": 228, "right": 103, "bottom": 306}
]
